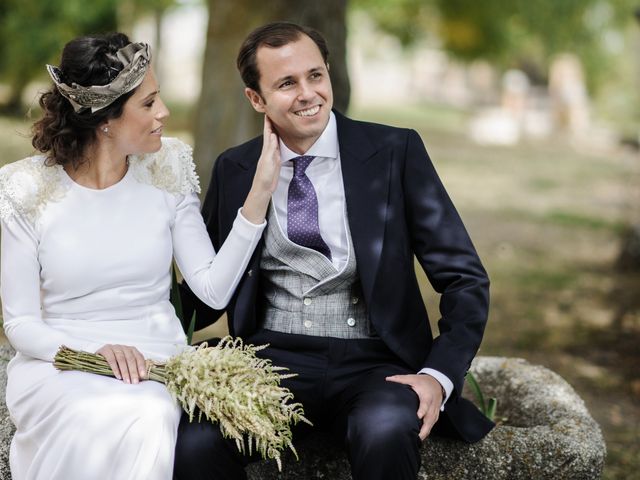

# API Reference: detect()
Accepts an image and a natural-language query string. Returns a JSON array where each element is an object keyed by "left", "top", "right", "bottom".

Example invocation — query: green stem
[
  {"left": 466, "top": 371, "right": 487, "bottom": 414},
  {"left": 54, "top": 346, "right": 168, "bottom": 384}
]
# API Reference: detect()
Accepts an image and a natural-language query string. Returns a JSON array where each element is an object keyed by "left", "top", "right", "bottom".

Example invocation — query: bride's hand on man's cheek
[{"left": 255, "top": 115, "right": 281, "bottom": 194}]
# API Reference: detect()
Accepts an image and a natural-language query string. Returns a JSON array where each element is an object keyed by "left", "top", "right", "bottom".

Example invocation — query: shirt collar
[{"left": 279, "top": 111, "right": 339, "bottom": 163}]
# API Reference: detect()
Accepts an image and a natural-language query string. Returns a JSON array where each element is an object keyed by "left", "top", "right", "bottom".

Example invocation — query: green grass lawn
[{"left": 2, "top": 104, "right": 639, "bottom": 478}]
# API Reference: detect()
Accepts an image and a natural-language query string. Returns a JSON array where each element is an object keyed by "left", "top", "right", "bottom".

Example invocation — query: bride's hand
[
  {"left": 241, "top": 115, "right": 281, "bottom": 224},
  {"left": 253, "top": 115, "right": 281, "bottom": 194},
  {"left": 97, "top": 344, "right": 147, "bottom": 384}
]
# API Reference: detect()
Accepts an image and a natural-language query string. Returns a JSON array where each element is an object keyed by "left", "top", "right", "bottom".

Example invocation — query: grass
[
  {"left": 544, "top": 210, "right": 626, "bottom": 232},
  {"left": 2, "top": 102, "right": 640, "bottom": 479}
]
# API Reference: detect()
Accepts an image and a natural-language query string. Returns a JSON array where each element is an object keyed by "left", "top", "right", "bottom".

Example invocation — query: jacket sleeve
[{"left": 403, "top": 129, "right": 490, "bottom": 395}]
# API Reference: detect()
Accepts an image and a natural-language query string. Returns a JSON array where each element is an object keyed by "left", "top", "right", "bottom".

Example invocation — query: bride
[{"left": 0, "top": 32, "right": 279, "bottom": 479}]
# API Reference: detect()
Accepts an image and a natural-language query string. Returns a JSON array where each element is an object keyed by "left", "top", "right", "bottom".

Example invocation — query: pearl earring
[{"left": 102, "top": 126, "right": 109, "bottom": 134}]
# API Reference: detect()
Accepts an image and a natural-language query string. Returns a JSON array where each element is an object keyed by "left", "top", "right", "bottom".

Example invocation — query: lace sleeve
[
  {"left": 0, "top": 156, "right": 68, "bottom": 224},
  {"left": 129, "top": 137, "right": 200, "bottom": 195}
]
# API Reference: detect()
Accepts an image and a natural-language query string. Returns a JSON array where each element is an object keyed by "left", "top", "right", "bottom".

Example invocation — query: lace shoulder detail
[
  {"left": 129, "top": 137, "right": 200, "bottom": 195},
  {"left": 0, "top": 156, "right": 68, "bottom": 223}
]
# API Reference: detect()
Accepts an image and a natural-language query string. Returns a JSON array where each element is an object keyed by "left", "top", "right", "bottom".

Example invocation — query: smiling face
[
  {"left": 107, "top": 69, "right": 169, "bottom": 155},
  {"left": 245, "top": 34, "right": 333, "bottom": 154}
]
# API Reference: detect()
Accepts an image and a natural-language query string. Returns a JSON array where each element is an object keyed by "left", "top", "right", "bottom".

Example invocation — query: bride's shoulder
[
  {"left": 0, "top": 155, "right": 67, "bottom": 223},
  {"left": 129, "top": 137, "right": 200, "bottom": 196}
]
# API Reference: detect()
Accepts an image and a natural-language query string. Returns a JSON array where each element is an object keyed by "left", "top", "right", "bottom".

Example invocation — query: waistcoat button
[
  {"left": 304, "top": 320, "right": 313, "bottom": 328},
  {"left": 346, "top": 318, "right": 356, "bottom": 327},
  {"left": 303, "top": 298, "right": 312, "bottom": 306}
]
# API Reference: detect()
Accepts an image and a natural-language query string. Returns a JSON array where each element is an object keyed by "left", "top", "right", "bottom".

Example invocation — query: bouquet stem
[{"left": 54, "top": 337, "right": 311, "bottom": 470}]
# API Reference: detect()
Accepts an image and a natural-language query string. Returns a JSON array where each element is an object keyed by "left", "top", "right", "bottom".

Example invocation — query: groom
[{"left": 175, "top": 21, "right": 493, "bottom": 480}]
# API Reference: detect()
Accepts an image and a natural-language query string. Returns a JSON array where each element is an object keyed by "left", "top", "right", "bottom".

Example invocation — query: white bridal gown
[{"left": 0, "top": 138, "right": 265, "bottom": 480}]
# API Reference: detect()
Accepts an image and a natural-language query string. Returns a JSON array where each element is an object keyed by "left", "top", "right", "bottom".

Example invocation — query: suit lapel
[
  {"left": 223, "top": 140, "right": 264, "bottom": 326},
  {"left": 335, "top": 112, "right": 390, "bottom": 303},
  {"left": 228, "top": 140, "right": 262, "bottom": 216}
]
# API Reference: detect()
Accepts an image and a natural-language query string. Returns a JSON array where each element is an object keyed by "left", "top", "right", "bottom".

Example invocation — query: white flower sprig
[{"left": 54, "top": 336, "right": 311, "bottom": 470}]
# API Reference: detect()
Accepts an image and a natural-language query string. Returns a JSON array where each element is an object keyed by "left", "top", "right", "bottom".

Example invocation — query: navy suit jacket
[{"left": 183, "top": 111, "right": 494, "bottom": 442}]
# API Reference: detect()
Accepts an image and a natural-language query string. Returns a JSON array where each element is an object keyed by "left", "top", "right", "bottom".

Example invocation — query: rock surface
[
  {"left": 246, "top": 356, "right": 606, "bottom": 480},
  {"left": 0, "top": 345, "right": 605, "bottom": 479},
  {"left": 0, "top": 345, "right": 14, "bottom": 480}
]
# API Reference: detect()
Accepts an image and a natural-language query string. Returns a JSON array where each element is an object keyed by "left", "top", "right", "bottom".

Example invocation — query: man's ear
[{"left": 244, "top": 88, "right": 266, "bottom": 113}]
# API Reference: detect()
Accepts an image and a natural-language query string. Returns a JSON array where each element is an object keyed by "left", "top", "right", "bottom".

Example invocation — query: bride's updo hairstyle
[{"left": 32, "top": 33, "right": 137, "bottom": 168}]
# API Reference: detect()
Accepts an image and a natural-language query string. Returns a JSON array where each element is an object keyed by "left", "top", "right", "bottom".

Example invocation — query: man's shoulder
[
  {"left": 335, "top": 111, "right": 419, "bottom": 149},
  {"left": 339, "top": 113, "right": 406, "bottom": 133},
  {"left": 218, "top": 135, "right": 263, "bottom": 163}
]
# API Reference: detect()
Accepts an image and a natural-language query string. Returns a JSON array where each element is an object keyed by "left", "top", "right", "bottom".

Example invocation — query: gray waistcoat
[{"left": 260, "top": 206, "right": 374, "bottom": 339}]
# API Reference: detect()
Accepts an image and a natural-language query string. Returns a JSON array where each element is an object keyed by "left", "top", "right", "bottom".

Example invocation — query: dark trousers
[{"left": 174, "top": 329, "right": 423, "bottom": 480}]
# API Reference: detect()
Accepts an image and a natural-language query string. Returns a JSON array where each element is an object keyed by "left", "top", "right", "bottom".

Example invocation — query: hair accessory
[{"left": 46, "top": 42, "right": 151, "bottom": 114}]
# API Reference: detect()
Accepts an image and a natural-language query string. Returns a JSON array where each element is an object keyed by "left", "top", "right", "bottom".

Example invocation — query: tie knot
[{"left": 292, "top": 156, "right": 315, "bottom": 176}]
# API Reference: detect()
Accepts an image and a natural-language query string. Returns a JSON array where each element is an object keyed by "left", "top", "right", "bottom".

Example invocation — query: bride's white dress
[{"left": 0, "top": 138, "right": 265, "bottom": 480}]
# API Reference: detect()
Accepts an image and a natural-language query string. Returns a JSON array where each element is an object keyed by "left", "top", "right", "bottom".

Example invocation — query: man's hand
[{"left": 386, "top": 373, "right": 443, "bottom": 440}]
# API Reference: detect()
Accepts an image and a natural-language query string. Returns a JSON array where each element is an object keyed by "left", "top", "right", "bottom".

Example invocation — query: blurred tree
[
  {"left": 194, "top": 0, "right": 349, "bottom": 194},
  {"left": 615, "top": 7, "right": 640, "bottom": 273},
  {"left": 351, "top": 0, "right": 439, "bottom": 47},
  {"left": 116, "top": 0, "right": 175, "bottom": 77},
  {"left": 0, "top": 0, "right": 174, "bottom": 114},
  {"left": 0, "top": 0, "right": 116, "bottom": 113},
  {"left": 354, "top": 0, "right": 636, "bottom": 92}
]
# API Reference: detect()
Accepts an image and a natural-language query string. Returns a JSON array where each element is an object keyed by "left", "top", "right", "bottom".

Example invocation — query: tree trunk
[
  {"left": 617, "top": 224, "right": 640, "bottom": 272},
  {"left": 194, "top": 0, "right": 350, "bottom": 195},
  {"left": 1, "top": 69, "right": 30, "bottom": 115},
  {"left": 117, "top": 0, "right": 136, "bottom": 37},
  {"left": 153, "top": 8, "right": 164, "bottom": 84},
  {"left": 2, "top": 85, "right": 25, "bottom": 116}
]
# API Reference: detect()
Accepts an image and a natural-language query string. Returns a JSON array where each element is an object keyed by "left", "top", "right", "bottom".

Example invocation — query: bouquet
[{"left": 54, "top": 336, "right": 311, "bottom": 470}]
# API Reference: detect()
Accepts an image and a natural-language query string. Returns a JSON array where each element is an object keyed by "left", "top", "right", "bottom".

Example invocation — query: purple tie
[{"left": 287, "top": 156, "right": 332, "bottom": 259}]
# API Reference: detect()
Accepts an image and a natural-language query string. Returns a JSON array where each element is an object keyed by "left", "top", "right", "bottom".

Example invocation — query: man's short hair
[{"left": 237, "top": 21, "right": 329, "bottom": 93}]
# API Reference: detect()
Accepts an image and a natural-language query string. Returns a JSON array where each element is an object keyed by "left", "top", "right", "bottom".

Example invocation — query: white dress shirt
[
  {"left": 272, "top": 113, "right": 453, "bottom": 408},
  {"left": 272, "top": 112, "right": 348, "bottom": 270}
]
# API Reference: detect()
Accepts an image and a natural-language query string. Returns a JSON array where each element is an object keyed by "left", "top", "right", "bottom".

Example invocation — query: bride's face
[{"left": 106, "top": 69, "right": 169, "bottom": 155}]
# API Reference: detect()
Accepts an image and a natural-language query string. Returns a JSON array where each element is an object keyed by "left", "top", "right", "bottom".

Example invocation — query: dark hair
[
  {"left": 32, "top": 32, "right": 137, "bottom": 168},
  {"left": 237, "top": 22, "right": 329, "bottom": 94}
]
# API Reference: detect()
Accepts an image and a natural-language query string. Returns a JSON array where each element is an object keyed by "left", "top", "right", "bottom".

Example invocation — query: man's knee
[
  {"left": 176, "top": 417, "right": 225, "bottom": 457},
  {"left": 347, "top": 404, "right": 420, "bottom": 451},
  {"left": 174, "top": 415, "right": 249, "bottom": 480},
  {"left": 345, "top": 405, "right": 421, "bottom": 480}
]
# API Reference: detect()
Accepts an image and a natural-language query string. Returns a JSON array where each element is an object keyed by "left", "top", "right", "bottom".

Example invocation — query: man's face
[{"left": 245, "top": 34, "right": 333, "bottom": 154}]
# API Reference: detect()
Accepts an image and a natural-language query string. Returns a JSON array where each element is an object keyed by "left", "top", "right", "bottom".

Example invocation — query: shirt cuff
[
  {"left": 419, "top": 368, "right": 454, "bottom": 411},
  {"left": 236, "top": 208, "right": 267, "bottom": 235}
]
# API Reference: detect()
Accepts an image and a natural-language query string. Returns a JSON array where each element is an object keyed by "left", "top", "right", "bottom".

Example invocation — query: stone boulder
[
  {"left": 0, "top": 345, "right": 605, "bottom": 479},
  {"left": 249, "top": 356, "right": 607, "bottom": 479},
  {"left": 0, "top": 345, "right": 13, "bottom": 480}
]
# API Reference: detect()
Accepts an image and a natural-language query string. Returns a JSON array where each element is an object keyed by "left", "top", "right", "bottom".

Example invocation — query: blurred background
[{"left": 0, "top": 1, "right": 638, "bottom": 478}]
